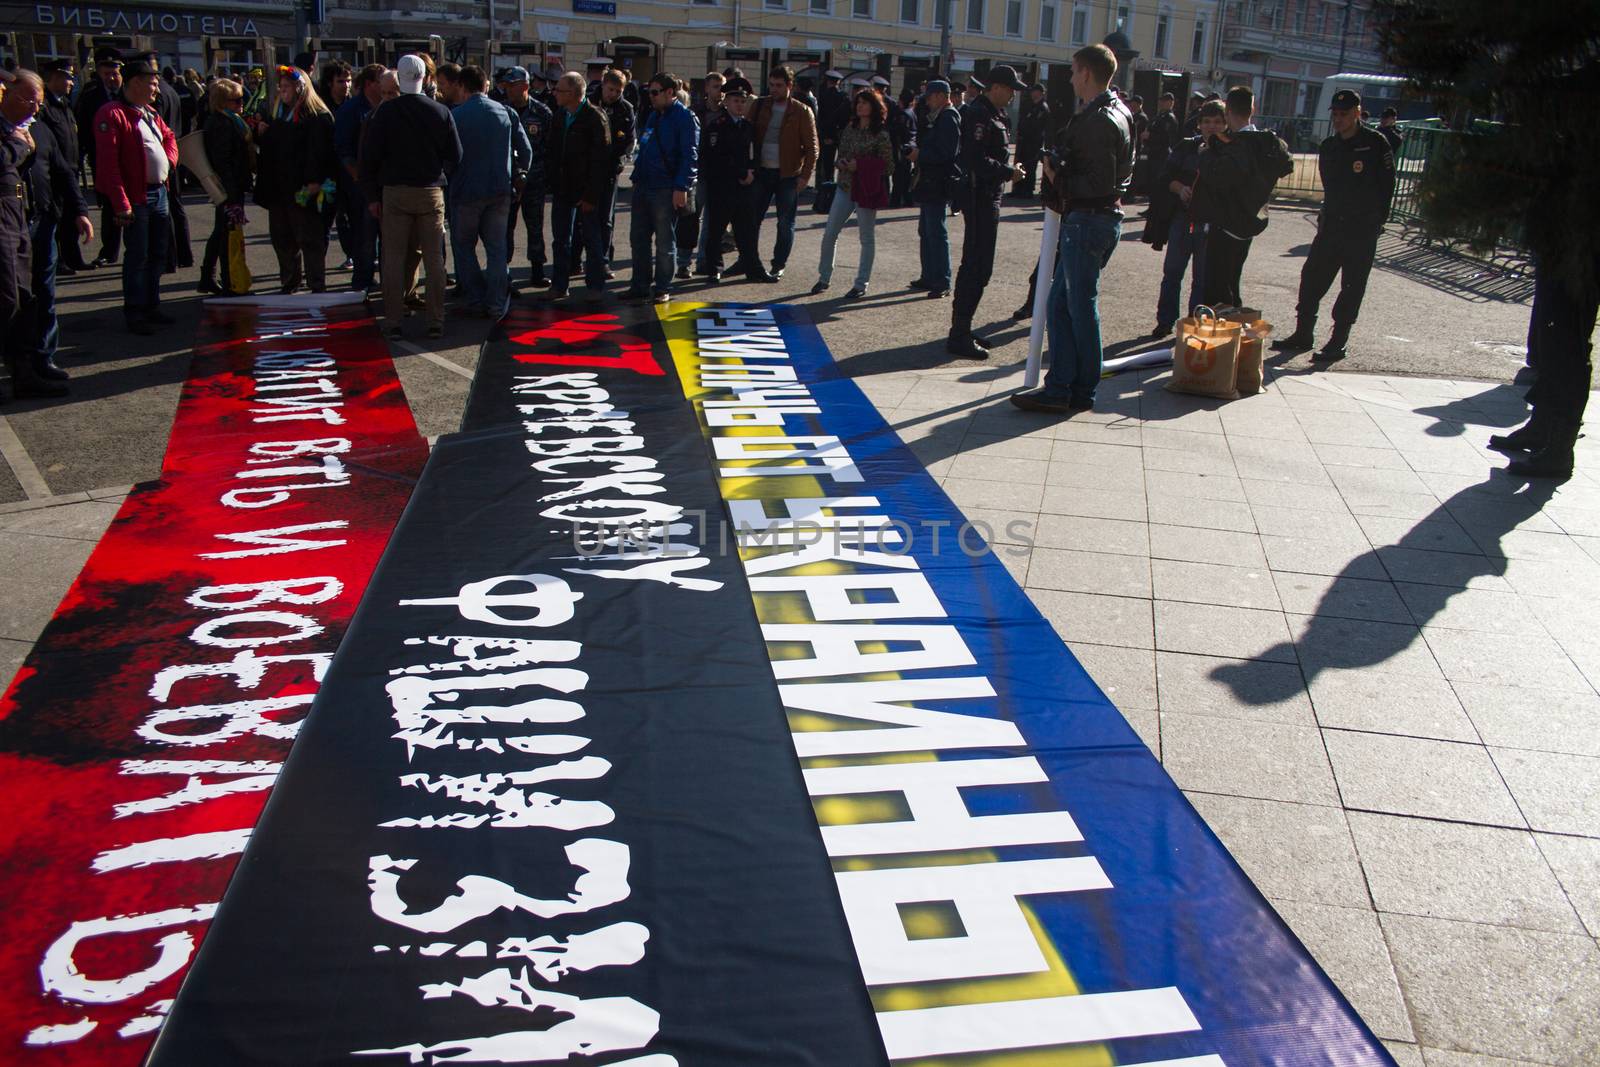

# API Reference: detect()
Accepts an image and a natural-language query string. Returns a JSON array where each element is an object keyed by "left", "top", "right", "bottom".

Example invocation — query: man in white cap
[
  {"left": 359, "top": 53, "right": 462, "bottom": 340},
  {"left": 816, "top": 69, "right": 847, "bottom": 186}
]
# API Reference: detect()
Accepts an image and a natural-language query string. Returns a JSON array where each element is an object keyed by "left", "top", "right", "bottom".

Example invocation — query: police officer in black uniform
[
  {"left": 948, "top": 65, "right": 1027, "bottom": 359},
  {"left": 1013, "top": 83, "right": 1049, "bottom": 198},
  {"left": 699, "top": 77, "right": 759, "bottom": 283},
  {"left": 815, "top": 70, "right": 848, "bottom": 187},
  {"left": 1273, "top": 89, "right": 1395, "bottom": 364}
]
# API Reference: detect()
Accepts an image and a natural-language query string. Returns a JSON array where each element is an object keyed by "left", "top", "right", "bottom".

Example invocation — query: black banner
[{"left": 148, "top": 306, "right": 884, "bottom": 1065}]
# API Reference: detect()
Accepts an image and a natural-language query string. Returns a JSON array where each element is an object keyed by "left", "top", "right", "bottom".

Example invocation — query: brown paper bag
[
  {"left": 1236, "top": 336, "right": 1264, "bottom": 396},
  {"left": 1169, "top": 307, "right": 1244, "bottom": 400}
]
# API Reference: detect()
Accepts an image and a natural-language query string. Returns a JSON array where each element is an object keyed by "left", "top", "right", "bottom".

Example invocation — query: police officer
[
  {"left": 910, "top": 78, "right": 960, "bottom": 299},
  {"left": 7, "top": 68, "right": 89, "bottom": 398},
  {"left": 1376, "top": 106, "right": 1404, "bottom": 154},
  {"left": 500, "top": 66, "right": 553, "bottom": 288},
  {"left": 948, "top": 64, "right": 1027, "bottom": 359},
  {"left": 816, "top": 69, "right": 848, "bottom": 186},
  {"left": 699, "top": 77, "right": 759, "bottom": 283},
  {"left": 38, "top": 59, "right": 88, "bottom": 274},
  {"left": 1273, "top": 89, "right": 1395, "bottom": 364},
  {"left": 1013, "top": 83, "right": 1049, "bottom": 198}
]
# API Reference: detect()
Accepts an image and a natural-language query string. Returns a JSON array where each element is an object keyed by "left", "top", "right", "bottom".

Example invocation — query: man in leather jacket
[
  {"left": 1011, "top": 44, "right": 1133, "bottom": 415},
  {"left": 947, "top": 65, "right": 1027, "bottom": 359}
]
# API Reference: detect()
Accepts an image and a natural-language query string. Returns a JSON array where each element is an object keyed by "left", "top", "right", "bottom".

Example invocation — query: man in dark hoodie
[{"left": 1190, "top": 84, "right": 1292, "bottom": 309}]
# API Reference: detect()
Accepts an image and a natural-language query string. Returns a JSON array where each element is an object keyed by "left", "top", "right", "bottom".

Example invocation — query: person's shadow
[{"left": 1210, "top": 475, "right": 1559, "bottom": 702}]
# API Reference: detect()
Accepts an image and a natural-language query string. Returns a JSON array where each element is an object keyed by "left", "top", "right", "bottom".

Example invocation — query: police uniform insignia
[
  {"left": 1353, "top": 160, "right": 1364, "bottom": 173},
  {"left": 529, "top": 123, "right": 541, "bottom": 138}
]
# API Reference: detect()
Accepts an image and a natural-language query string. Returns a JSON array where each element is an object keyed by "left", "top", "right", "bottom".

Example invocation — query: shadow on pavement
[
  {"left": 1374, "top": 231, "right": 1536, "bottom": 304},
  {"left": 1211, "top": 474, "right": 1558, "bottom": 705}
]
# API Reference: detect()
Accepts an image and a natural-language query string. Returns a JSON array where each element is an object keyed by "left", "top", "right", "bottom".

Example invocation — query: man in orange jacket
[{"left": 92, "top": 57, "right": 177, "bottom": 336}]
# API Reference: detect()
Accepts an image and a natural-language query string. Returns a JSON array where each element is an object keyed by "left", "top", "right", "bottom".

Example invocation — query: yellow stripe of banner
[{"left": 659, "top": 304, "right": 1111, "bottom": 1067}]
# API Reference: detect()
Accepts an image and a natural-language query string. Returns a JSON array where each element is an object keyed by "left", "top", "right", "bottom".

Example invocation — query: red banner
[{"left": 0, "top": 295, "right": 428, "bottom": 1062}]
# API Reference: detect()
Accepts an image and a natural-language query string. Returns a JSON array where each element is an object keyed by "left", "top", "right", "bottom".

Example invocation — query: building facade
[{"left": 1213, "top": 0, "right": 1391, "bottom": 120}]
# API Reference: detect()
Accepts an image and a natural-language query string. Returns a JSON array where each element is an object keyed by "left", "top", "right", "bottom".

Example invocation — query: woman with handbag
[
  {"left": 813, "top": 89, "right": 893, "bottom": 299},
  {"left": 197, "top": 79, "right": 255, "bottom": 295},
  {"left": 254, "top": 65, "right": 337, "bottom": 294}
]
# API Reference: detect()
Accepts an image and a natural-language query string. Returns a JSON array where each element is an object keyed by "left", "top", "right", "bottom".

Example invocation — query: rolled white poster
[{"left": 1023, "top": 207, "right": 1061, "bottom": 390}]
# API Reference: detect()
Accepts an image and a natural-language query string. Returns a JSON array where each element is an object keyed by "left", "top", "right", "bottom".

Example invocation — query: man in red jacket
[{"left": 92, "top": 57, "right": 177, "bottom": 335}]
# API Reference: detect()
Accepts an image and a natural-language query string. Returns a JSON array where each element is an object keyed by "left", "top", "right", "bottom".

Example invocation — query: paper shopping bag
[{"left": 1169, "top": 307, "right": 1244, "bottom": 399}]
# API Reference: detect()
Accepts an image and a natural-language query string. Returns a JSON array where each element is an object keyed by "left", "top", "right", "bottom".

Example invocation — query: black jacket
[
  {"left": 1143, "top": 133, "right": 1204, "bottom": 249},
  {"left": 700, "top": 107, "right": 754, "bottom": 186},
  {"left": 1319, "top": 124, "right": 1396, "bottom": 232},
  {"left": 1191, "top": 128, "right": 1294, "bottom": 238},
  {"left": 1018, "top": 98, "right": 1050, "bottom": 155},
  {"left": 914, "top": 105, "right": 961, "bottom": 205},
  {"left": 74, "top": 78, "right": 113, "bottom": 166},
  {"left": 39, "top": 92, "right": 78, "bottom": 175},
  {"left": 1146, "top": 109, "right": 1180, "bottom": 164},
  {"left": 254, "top": 109, "right": 336, "bottom": 209},
  {"left": 1051, "top": 90, "right": 1134, "bottom": 206},
  {"left": 817, "top": 85, "right": 849, "bottom": 140},
  {"left": 599, "top": 96, "right": 635, "bottom": 174},
  {"left": 546, "top": 101, "right": 613, "bottom": 205},
  {"left": 23, "top": 119, "right": 88, "bottom": 221},
  {"left": 359, "top": 93, "right": 462, "bottom": 201},
  {"left": 204, "top": 110, "right": 254, "bottom": 204},
  {"left": 960, "top": 95, "right": 1014, "bottom": 197}
]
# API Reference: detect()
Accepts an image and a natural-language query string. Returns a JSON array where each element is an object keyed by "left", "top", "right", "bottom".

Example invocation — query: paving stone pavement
[{"left": 2, "top": 189, "right": 1597, "bottom": 1064}]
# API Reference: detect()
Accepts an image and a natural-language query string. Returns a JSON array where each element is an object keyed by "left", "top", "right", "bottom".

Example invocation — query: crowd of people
[{"left": 0, "top": 41, "right": 1575, "bottom": 478}]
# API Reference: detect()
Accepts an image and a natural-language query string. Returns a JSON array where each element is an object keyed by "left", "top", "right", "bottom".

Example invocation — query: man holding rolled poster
[{"left": 1010, "top": 44, "right": 1133, "bottom": 415}]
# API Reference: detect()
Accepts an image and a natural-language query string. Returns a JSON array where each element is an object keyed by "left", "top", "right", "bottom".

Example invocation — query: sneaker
[
  {"left": 1010, "top": 390, "right": 1091, "bottom": 415},
  {"left": 969, "top": 333, "right": 992, "bottom": 351},
  {"left": 811, "top": 280, "right": 830, "bottom": 295},
  {"left": 845, "top": 285, "right": 867, "bottom": 299},
  {"left": 337, "top": 257, "right": 354, "bottom": 270},
  {"left": 675, "top": 264, "right": 692, "bottom": 280},
  {"left": 652, "top": 292, "right": 671, "bottom": 306},
  {"left": 927, "top": 288, "right": 950, "bottom": 299},
  {"left": 908, "top": 278, "right": 931, "bottom": 290},
  {"left": 527, "top": 274, "right": 553, "bottom": 289}
]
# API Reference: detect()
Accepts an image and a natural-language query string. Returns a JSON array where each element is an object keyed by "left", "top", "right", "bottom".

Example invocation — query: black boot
[
  {"left": 1272, "top": 321, "right": 1316, "bottom": 352},
  {"left": 1489, "top": 408, "right": 1553, "bottom": 454},
  {"left": 36, "top": 356, "right": 69, "bottom": 382},
  {"left": 1313, "top": 323, "right": 1350, "bottom": 364},
  {"left": 10, "top": 360, "right": 69, "bottom": 398},
  {"left": 946, "top": 323, "right": 987, "bottom": 360},
  {"left": 1507, "top": 417, "right": 1579, "bottom": 480}
]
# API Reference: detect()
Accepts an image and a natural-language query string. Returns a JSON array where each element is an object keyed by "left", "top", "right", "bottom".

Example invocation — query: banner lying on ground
[
  {"left": 0, "top": 294, "right": 428, "bottom": 1065},
  {"left": 151, "top": 302, "right": 1393, "bottom": 1066}
]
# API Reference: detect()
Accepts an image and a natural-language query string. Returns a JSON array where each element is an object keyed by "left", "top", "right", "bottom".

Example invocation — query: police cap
[
  {"left": 41, "top": 58, "right": 74, "bottom": 77},
  {"left": 1329, "top": 88, "right": 1361, "bottom": 111},
  {"left": 502, "top": 65, "right": 529, "bottom": 84},
  {"left": 924, "top": 78, "right": 951, "bottom": 96},
  {"left": 983, "top": 65, "right": 1028, "bottom": 91},
  {"left": 724, "top": 76, "right": 754, "bottom": 97}
]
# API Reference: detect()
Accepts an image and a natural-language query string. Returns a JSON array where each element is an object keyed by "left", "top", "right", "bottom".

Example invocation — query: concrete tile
[
  {"left": 1140, "top": 426, "right": 1233, "bottom": 456},
  {"left": 1143, "top": 446, "right": 1238, "bottom": 477},
  {"left": 1357, "top": 514, "right": 1481, "bottom": 555},
  {"left": 1253, "top": 503, "right": 1367, "bottom": 542},
  {"left": 1188, "top": 793, "right": 1366, "bottom": 908},
  {"left": 0, "top": 500, "right": 121, "bottom": 541},
  {"left": 1031, "top": 513, "right": 1150, "bottom": 556},
  {"left": 1152, "top": 558, "right": 1281, "bottom": 611},
  {"left": 1300, "top": 410, "right": 1393, "bottom": 448},
  {"left": 1535, "top": 834, "right": 1600, "bottom": 939},
  {"left": 1048, "top": 440, "right": 1146, "bottom": 474},
  {"left": 1232, "top": 454, "right": 1336, "bottom": 486},
  {"left": 956, "top": 432, "right": 1054, "bottom": 461},
  {"left": 1155, "top": 601, "right": 1297, "bottom": 663},
  {"left": 1397, "top": 585, "right": 1546, "bottom": 637},
  {"left": 1031, "top": 590, "right": 1154, "bottom": 650},
  {"left": 1550, "top": 507, "right": 1600, "bottom": 539},
  {"left": 946, "top": 453, "right": 1050, "bottom": 485},
  {"left": 1313, "top": 442, "right": 1412, "bottom": 471},
  {"left": 1290, "top": 614, "right": 1443, "bottom": 679},
  {"left": 997, "top": 546, "right": 1031, "bottom": 586},
  {"left": 1072, "top": 642, "right": 1157, "bottom": 711},
  {"left": 1423, "top": 629, "right": 1592, "bottom": 692},
  {"left": 1027, "top": 547, "right": 1151, "bottom": 598},
  {"left": 941, "top": 476, "right": 1044, "bottom": 512},
  {"left": 1148, "top": 494, "right": 1258, "bottom": 533},
  {"left": 958, "top": 507, "right": 1041, "bottom": 547},
  {"left": 1456, "top": 683, "right": 1600, "bottom": 758},
  {"left": 1220, "top": 407, "right": 1307, "bottom": 441},
  {"left": 1273, "top": 901, "right": 1415, "bottom": 1042},
  {"left": 1344, "top": 491, "right": 1449, "bottom": 520},
  {"left": 1381, "top": 913, "right": 1600, "bottom": 1066},
  {"left": 1156, "top": 651, "right": 1312, "bottom": 724},
  {"left": 1241, "top": 478, "right": 1349, "bottom": 512},
  {"left": 1474, "top": 529, "right": 1593, "bottom": 564},
  {"left": 1161, "top": 712, "right": 1338, "bottom": 804},
  {"left": 1492, "top": 748, "right": 1600, "bottom": 838},
  {"left": 1262, "top": 535, "right": 1388, "bottom": 580},
  {"left": 1308, "top": 670, "right": 1478, "bottom": 743},
  {"left": 1274, "top": 571, "right": 1413, "bottom": 624},
  {"left": 1150, "top": 524, "right": 1268, "bottom": 567},
  {"left": 1347, "top": 812, "right": 1582, "bottom": 933},
  {"left": 1143, "top": 468, "right": 1246, "bottom": 502},
  {"left": 1418, "top": 1048, "right": 1548, "bottom": 1067},
  {"left": 1325, "top": 731, "right": 1524, "bottom": 827},
  {"left": 1329, "top": 463, "right": 1433, "bottom": 498},
  {"left": 0, "top": 532, "right": 94, "bottom": 643},
  {"left": 1038, "top": 484, "right": 1147, "bottom": 522},
  {"left": 1499, "top": 557, "right": 1600, "bottom": 600},
  {"left": 1382, "top": 1043, "right": 1424, "bottom": 1067},
  {"left": 1377, "top": 547, "right": 1512, "bottom": 590}
]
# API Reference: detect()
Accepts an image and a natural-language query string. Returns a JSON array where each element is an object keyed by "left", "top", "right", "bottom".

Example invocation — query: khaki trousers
[{"left": 380, "top": 186, "right": 446, "bottom": 327}]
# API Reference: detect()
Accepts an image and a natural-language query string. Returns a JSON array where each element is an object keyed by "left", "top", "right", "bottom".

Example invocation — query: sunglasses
[{"left": 648, "top": 88, "right": 664, "bottom": 96}]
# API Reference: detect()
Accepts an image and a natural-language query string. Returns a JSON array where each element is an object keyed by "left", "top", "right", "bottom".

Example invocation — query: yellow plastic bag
[{"left": 226, "top": 226, "right": 252, "bottom": 294}]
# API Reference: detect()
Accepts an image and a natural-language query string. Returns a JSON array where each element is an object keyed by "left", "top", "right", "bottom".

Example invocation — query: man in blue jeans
[
  {"left": 744, "top": 66, "right": 817, "bottom": 282},
  {"left": 626, "top": 72, "right": 697, "bottom": 305},
  {"left": 447, "top": 64, "right": 531, "bottom": 317},
  {"left": 909, "top": 79, "right": 959, "bottom": 299},
  {"left": 1011, "top": 45, "right": 1134, "bottom": 415}
]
